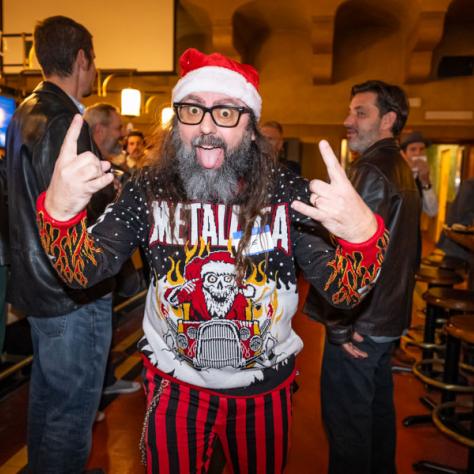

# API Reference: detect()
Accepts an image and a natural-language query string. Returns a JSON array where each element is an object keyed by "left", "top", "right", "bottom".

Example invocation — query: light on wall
[
  {"left": 161, "top": 106, "right": 174, "bottom": 127},
  {"left": 121, "top": 88, "right": 141, "bottom": 116}
]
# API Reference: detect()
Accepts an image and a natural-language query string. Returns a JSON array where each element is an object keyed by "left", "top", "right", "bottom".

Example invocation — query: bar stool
[
  {"left": 402, "top": 268, "right": 464, "bottom": 364},
  {"left": 421, "top": 255, "right": 469, "bottom": 278},
  {"left": 417, "top": 288, "right": 474, "bottom": 370},
  {"left": 404, "top": 288, "right": 474, "bottom": 427},
  {"left": 415, "top": 265, "right": 465, "bottom": 288},
  {"left": 413, "top": 315, "right": 474, "bottom": 473},
  {"left": 394, "top": 267, "right": 465, "bottom": 375}
]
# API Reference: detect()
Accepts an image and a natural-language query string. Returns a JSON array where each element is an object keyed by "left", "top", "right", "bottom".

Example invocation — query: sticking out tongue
[{"left": 196, "top": 146, "right": 225, "bottom": 169}]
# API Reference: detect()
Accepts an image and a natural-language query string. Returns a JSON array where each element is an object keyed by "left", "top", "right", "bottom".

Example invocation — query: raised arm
[
  {"left": 292, "top": 141, "right": 388, "bottom": 309},
  {"left": 44, "top": 114, "right": 114, "bottom": 220},
  {"left": 37, "top": 116, "right": 143, "bottom": 289},
  {"left": 291, "top": 140, "right": 378, "bottom": 243}
]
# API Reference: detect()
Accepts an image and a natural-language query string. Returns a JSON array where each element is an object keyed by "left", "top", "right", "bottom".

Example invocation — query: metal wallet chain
[{"left": 139, "top": 378, "right": 170, "bottom": 466}]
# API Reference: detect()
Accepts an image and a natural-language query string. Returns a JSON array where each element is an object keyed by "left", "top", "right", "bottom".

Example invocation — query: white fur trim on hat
[
  {"left": 200, "top": 261, "right": 236, "bottom": 276},
  {"left": 172, "top": 66, "right": 262, "bottom": 119}
]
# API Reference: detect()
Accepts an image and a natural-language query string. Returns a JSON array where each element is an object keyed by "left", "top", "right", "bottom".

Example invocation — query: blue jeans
[
  {"left": 321, "top": 336, "right": 396, "bottom": 474},
  {"left": 27, "top": 296, "right": 112, "bottom": 474}
]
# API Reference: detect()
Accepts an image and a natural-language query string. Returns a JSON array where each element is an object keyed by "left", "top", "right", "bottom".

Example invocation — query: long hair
[{"left": 137, "top": 114, "right": 276, "bottom": 281}]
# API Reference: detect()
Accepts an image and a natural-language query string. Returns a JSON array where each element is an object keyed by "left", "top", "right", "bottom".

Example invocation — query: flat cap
[{"left": 400, "top": 131, "right": 432, "bottom": 150}]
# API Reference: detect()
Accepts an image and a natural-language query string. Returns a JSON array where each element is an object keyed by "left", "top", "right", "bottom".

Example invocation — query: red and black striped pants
[{"left": 141, "top": 363, "right": 294, "bottom": 474}]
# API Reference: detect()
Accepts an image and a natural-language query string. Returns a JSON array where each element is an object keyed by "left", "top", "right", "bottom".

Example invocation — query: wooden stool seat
[
  {"left": 416, "top": 265, "right": 464, "bottom": 287},
  {"left": 421, "top": 253, "right": 445, "bottom": 267},
  {"left": 423, "top": 254, "right": 444, "bottom": 265},
  {"left": 439, "top": 256, "right": 469, "bottom": 272},
  {"left": 423, "top": 288, "right": 474, "bottom": 313},
  {"left": 446, "top": 315, "right": 474, "bottom": 345},
  {"left": 421, "top": 255, "right": 468, "bottom": 273}
]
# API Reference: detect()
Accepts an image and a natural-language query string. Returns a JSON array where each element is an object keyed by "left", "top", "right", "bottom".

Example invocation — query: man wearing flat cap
[
  {"left": 401, "top": 131, "right": 438, "bottom": 217},
  {"left": 35, "top": 48, "right": 389, "bottom": 473}
]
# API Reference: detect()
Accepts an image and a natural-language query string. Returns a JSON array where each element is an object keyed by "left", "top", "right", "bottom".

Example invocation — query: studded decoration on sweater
[{"left": 36, "top": 166, "right": 388, "bottom": 390}]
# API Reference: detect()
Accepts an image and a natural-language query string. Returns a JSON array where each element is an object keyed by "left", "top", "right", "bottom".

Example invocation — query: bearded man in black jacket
[
  {"left": 6, "top": 16, "right": 114, "bottom": 473},
  {"left": 305, "top": 80, "right": 421, "bottom": 474}
]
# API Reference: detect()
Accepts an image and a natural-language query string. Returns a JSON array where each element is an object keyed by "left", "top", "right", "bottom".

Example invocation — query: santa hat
[{"left": 172, "top": 48, "right": 262, "bottom": 119}]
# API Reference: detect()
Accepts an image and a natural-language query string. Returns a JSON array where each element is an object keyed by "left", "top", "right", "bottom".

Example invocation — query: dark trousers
[{"left": 321, "top": 336, "right": 396, "bottom": 474}]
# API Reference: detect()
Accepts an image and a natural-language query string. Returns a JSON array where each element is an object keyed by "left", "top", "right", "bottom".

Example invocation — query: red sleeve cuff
[
  {"left": 36, "top": 191, "right": 86, "bottom": 228},
  {"left": 336, "top": 214, "right": 386, "bottom": 252}
]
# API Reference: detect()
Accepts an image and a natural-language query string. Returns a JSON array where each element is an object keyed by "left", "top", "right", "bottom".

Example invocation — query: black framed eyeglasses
[{"left": 173, "top": 102, "right": 251, "bottom": 128}]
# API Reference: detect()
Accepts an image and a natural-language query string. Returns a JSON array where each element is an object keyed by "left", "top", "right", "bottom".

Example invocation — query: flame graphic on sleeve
[
  {"left": 37, "top": 210, "right": 101, "bottom": 287},
  {"left": 325, "top": 230, "right": 389, "bottom": 306}
]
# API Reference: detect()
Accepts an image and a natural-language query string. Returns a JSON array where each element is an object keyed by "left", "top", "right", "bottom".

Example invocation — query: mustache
[
  {"left": 192, "top": 134, "right": 227, "bottom": 149},
  {"left": 173, "top": 126, "right": 253, "bottom": 204}
]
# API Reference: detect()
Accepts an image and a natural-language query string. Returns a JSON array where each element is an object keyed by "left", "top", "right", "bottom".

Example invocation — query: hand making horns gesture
[
  {"left": 45, "top": 114, "right": 114, "bottom": 221},
  {"left": 291, "top": 140, "right": 377, "bottom": 243}
]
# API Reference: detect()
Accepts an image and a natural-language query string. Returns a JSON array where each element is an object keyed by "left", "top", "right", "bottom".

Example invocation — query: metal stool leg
[
  {"left": 422, "top": 303, "right": 443, "bottom": 376},
  {"left": 404, "top": 302, "right": 449, "bottom": 427}
]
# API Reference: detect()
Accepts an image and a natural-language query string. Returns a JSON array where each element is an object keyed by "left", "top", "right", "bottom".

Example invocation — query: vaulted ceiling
[{"left": 177, "top": 0, "right": 473, "bottom": 84}]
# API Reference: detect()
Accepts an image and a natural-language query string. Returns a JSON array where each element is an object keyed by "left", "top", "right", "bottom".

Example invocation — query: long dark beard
[
  {"left": 173, "top": 127, "right": 253, "bottom": 204},
  {"left": 140, "top": 116, "right": 276, "bottom": 282}
]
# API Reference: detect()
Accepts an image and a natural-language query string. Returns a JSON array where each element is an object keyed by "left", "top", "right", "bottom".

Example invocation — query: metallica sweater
[{"left": 37, "top": 167, "right": 388, "bottom": 391}]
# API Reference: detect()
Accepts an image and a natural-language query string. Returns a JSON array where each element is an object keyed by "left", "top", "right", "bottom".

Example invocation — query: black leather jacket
[
  {"left": 6, "top": 81, "right": 114, "bottom": 317},
  {"left": 0, "top": 155, "right": 8, "bottom": 266},
  {"left": 304, "top": 138, "right": 421, "bottom": 343}
]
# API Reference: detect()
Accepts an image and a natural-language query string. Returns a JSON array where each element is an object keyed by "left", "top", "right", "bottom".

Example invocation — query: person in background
[
  {"left": 395, "top": 130, "right": 438, "bottom": 365},
  {"left": 400, "top": 131, "right": 438, "bottom": 217},
  {"left": 6, "top": 16, "right": 114, "bottom": 473},
  {"left": 305, "top": 80, "right": 420, "bottom": 474},
  {"left": 437, "top": 177, "right": 474, "bottom": 289},
  {"left": 260, "top": 120, "right": 284, "bottom": 158},
  {"left": 260, "top": 120, "right": 301, "bottom": 174},
  {"left": 125, "top": 130, "right": 146, "bottom": 170},
  {"left": 84, "top": 103, "right": 141, "bottom": 405},
  {"left": 36, "top": 48, "right": 388, "bottom": 474},
  {"left": 84, "top": 103, "right": 124, "bottom": 162},
  {"left": 84, "top": 103, "right": 129, "bottom": 190}
]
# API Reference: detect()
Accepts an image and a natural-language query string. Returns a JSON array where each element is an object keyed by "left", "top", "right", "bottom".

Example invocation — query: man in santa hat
[{"left": 36, "top": 48, "right": 388, "bottom": 473}]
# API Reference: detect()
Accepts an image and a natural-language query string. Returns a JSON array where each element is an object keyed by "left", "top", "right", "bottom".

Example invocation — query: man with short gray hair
[{"left": 84, "top": 103, "right": 125, "bottom": 160}]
